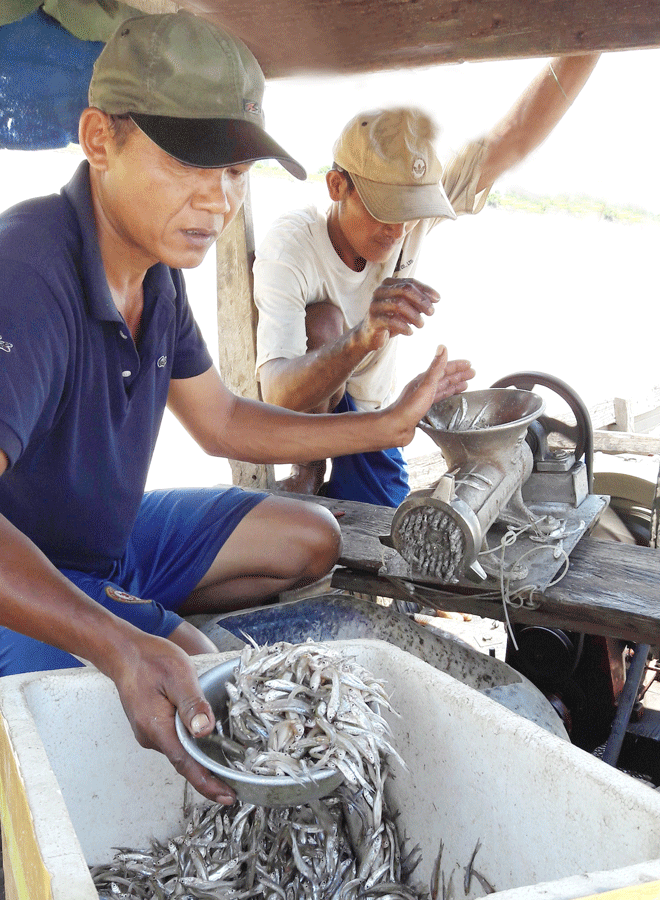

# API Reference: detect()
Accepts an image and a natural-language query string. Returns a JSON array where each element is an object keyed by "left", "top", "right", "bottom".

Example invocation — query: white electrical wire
[{"left": 479, "top": 514, "right": 577, "bottom": 650}]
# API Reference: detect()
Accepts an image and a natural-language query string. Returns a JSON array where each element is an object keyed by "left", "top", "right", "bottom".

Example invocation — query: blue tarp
[{"left": 0, "top": 9, "right": 104, "bottom": 149}]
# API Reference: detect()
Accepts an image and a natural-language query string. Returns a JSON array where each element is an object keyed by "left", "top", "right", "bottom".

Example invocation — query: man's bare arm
[
  {"left": 477, "top": 53, "right": 601, "bottom": 193},
  {"left": 260, "top": 328, "right": 371, "bottom": 412},
  {"left": 169, "top": 344, "right": 455, "bottom": 463},
  {"left": 260, "top": 277, "right": 440, "bottom": 411},
  {"left": 0, "top": 451, "right": 235, "bottom": 805}
]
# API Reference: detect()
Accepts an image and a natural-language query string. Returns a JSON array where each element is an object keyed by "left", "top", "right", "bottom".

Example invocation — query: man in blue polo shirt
[{"left": 0, "top": 11, "right": 472, "bottom": 803}]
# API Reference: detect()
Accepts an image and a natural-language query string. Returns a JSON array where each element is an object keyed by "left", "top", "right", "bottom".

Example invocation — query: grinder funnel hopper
[{"left": 390, "top": 389, "right": 545, "bottom": 583}]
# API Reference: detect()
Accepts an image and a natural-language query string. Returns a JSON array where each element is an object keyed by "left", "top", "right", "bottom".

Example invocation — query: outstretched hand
[
  {"left": 385, "top": 346, "right": 475, "bottom": 447},
  {"left": 433, "top": 357, "right": 475, "bottom": 403},
  {"left": 110, "top": 633, "right": 236, "bottom": 805},
  {"left": 385, "top": 345, "right": 445, "bottom": 444}
]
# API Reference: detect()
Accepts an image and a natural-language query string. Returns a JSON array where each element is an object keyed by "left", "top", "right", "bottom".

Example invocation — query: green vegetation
[
  {"left": 485, "top": 189, "right": 660, "bottom": 225},
  {"left": 251, "top": 163, "right": 660, "bottom": 225},
  {"left": 251, "top": 161, "right": 329, "bottom": 181}
]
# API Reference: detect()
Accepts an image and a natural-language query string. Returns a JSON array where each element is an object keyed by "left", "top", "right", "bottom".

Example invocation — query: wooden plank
[
  {"left": 407, "top": 452, "right": 447, "bottom": 492},
  {"left": 331, "top": 565, "right": 517, "bottom": 620},
  {"left": 337, "top": 538, "right": 660, "bottom": 646},
  {"left": 590, "top": 398, "right": 617, "bottom": 430},
  {"left": 541, "top": 537, "right": 660, "bottom": 643},
  {"left": 616, "top": 386, "right": 660, "bottom": 422},
  {"left": 635, "top": 405, "right": 660, "bottom": 434},
  {"left": 597, "top": 386, "right": 660, "bottom": 432},
  {"left": 215, "top": 190, "right": 275, "bottom": 490},
  {"left": 593, "top": 430, "right": 660, "bottom": 455},
  {"left": 176, "top": 0, "right": 660, "bottom": 76},
  {"left": 278, "top": 491, "right": 660, "bottom": 645}
]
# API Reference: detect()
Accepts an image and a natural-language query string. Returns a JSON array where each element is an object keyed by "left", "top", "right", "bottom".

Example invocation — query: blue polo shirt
[{"left": 0, "top": 161, "right": 213, "bottom": 574}]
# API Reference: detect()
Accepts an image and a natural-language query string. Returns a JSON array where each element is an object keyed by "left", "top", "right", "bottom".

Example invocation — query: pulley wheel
[{"left": 490, "top": 371, "right": 593, "bottom": 491}]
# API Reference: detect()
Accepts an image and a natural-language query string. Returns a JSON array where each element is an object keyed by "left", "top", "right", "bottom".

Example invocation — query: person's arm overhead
[{"left": 476, "top": 53, "right": 600, "bottom": 194}]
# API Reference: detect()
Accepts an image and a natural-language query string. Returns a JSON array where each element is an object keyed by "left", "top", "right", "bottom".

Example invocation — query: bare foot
[{"left": 277, "top": 460, "right": 327, "bottom": 495}]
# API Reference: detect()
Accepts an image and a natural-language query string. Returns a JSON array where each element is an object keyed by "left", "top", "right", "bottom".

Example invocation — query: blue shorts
[
  {"left": 323, "top": 393, "right": 409, "bottom": 508},
  {"left": 0, "top": 486, "right": 266, "bottom": 676}
]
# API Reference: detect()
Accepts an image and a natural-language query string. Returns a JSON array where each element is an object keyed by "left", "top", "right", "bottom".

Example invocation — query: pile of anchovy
[
  {"left": 92, "top": 640, "right": 429, "bottom": 900},
  {"left": 217, "top": 639, "right": 406, "bottom": 783},
  {"left": 424, "top": 396, "right": 494, "bottom": 433}
]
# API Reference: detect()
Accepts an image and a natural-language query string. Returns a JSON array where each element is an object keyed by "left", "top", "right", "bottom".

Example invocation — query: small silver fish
[{"left": 93, "top": 641, "right": 428, "bottom": 900}]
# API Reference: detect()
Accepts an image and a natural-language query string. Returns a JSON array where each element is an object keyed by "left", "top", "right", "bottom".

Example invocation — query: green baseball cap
[{"left": 88, "top": 10, "right": 306, "bottom": 179}]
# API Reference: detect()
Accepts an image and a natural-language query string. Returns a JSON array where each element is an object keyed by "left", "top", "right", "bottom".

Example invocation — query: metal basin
[{"left": 175, "top": 657, "right": 344, "bottom": 807}]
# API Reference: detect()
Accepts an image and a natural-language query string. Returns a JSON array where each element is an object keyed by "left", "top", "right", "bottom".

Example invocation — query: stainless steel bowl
[{"left": 175, "top": 658, "right": 344, "bottom": 807}]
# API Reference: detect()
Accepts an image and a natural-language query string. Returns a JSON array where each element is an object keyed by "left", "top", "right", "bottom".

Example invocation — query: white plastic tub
[{"left": 1, "top": 640, "right": 660, "bottom": 900}]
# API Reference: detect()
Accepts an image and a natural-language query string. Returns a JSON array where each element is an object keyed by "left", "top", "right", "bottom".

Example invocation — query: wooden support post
[
  {"left": 215, "top": 182, "right": 275, "bottom": 490},
  {"left": 614, "top": 397, "right": 635, "bottom": 433}
]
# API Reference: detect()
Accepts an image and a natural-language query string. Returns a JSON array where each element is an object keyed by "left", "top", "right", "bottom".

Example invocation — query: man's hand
[
  {"left": 355, "top": 277, "right": 440, "bottom": 351},
  {"left": 433, "top": 358, "right": 475, "bottom": 403},
  {"left": 256, "top": 277, "right": 443, "bottom": 416},
  {"left": 382, "top": 344, "right": 460, "bottom": 447},
  {"left": 110, "top": 633, "right": 237, "bottom": 805}
]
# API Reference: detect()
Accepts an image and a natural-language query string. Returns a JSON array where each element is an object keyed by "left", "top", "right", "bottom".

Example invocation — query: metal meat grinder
[{"left": 382, "top": 374, "right": 607, "bottom": 593}]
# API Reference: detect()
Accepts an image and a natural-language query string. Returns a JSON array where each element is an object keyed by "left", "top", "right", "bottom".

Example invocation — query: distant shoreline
[
  {"left": 250, "top": 163, "right": 660, "bottom": 226},
  {"left": 485, "top": 189, "right": 660, "bottom": 226}
]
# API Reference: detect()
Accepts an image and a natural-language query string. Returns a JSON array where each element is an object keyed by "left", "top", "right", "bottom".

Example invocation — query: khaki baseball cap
[
  {"left": 88, "top": 11, "right": 306, "bottom": 179},
  {"left": 332, "top": 108, "right": 456, "bottom": 223}
]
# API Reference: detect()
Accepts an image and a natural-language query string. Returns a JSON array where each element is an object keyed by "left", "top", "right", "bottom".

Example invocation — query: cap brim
[
  {"left": 351, "top": 172, "right": 456, "bottom": 223},
  {"left": 130, "top": 114, "right": 306, "bottom": 180}
]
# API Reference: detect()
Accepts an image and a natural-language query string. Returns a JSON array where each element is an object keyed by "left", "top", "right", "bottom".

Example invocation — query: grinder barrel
[{"left": 390, "top": 389, "right": 545, "bottom": 582}]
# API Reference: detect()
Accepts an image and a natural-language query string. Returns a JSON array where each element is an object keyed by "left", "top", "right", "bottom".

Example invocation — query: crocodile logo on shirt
[{"left": 0, "top": 335, "right": 13, "bottom": 353}]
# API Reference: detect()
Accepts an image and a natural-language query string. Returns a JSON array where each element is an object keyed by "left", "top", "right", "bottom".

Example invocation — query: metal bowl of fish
[{"left": 176, "top": 656, "right": 345, "bottom": 807}]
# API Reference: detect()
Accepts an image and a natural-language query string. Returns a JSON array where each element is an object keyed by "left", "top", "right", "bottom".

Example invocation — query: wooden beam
[
  {"left": 215, "top": 189, "right": 275, "bottom": 489},
  {"left": 593, "top": 430, "right": 660, "bottom": 456},
  {"left": 271, "top": 490, "right": 660, "bottom": 646},
  {"left": 332, "top": 538, "right": 660, "bottom": 647},
  {"left": 178, "top": 0, "right": 660, "bottom": 77}
]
